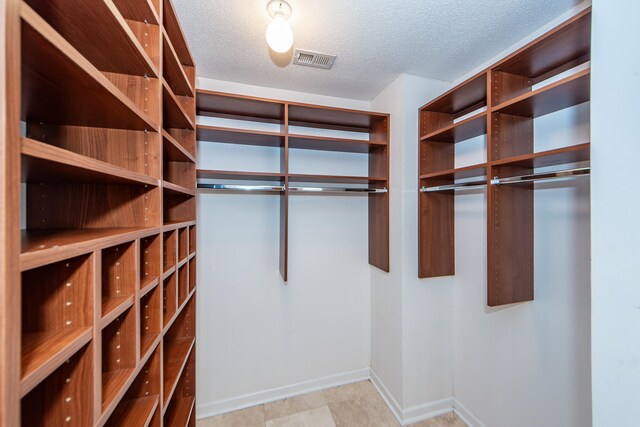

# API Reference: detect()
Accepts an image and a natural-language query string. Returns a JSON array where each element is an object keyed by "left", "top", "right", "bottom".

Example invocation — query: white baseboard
[
  {"left": 197, "top": 368, "right": 485, "bottom": 427},
  {"left": 196, "top": 367, "right": 371, "bottom": 420},
  {"left": 453, "top": 398, "right": 486, "bottom": 427},
  {"left": 369, "top": 369, "right": 404, "bottom": 423}
]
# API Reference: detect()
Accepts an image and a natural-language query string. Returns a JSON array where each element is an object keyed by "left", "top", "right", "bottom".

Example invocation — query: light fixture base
[{"left": 267, "top": 0, "right": 292, "bottom": 20}]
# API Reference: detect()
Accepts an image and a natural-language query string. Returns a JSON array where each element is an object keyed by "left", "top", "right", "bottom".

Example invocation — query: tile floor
[{"left": 196, "top": 380, "right": 467, "bottom": 427}]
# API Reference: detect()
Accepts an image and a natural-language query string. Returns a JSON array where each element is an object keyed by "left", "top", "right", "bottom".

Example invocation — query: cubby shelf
[
  {"left": 288, "top": 134, "right": 387, "bottom": 153},
  {"left": 163, "top": 80, "right": 195, "bottom": 130},
  {"left": 5, "top": 0, "right": 196, "bottom": 423},
  {"left": 21, "top": 227, "right": 159, "bottom": 272},
  {"left": 163, "top": 180, "right": 196, "bottom": 196},
  {"left": 21, "top": 138, "right": 159, "bottom": 186},
  {"left": 196, "top": 90, "right": 285, "bottom": 122},
  {"left": 492, "top": 68, "right": 591, "bottom": 118},
  {"left": 420, "top": 112, "right": 487, "bottom": 143},
  {"left": 26, "top": 0, "right": 158, "bottom": 77},
  {"left": 163, "top": 395, "right": 195, "bottom": 424},
  {"left": 22, "top": 4, "right": 159, "bottom": 131},
  {"left": 105, "top": 395, "right": 159, "bottom": 427},
  {"left": 163, "top": 29, "right": 194, "bottom": 97},
  {"left": 163, "top": 337, "right": 195, "bottom": 407},
  {"left": 418, "top": 7, "right": 592, "bottom": 307},
  {"left": 164, "top": 129, "right": 196, "bottom": 162},
  {"left": 197, "top": 125, "right": 285, "bottom": 147},
  {"left": 20, "top": 327, "right": 93, "bottom": 398}
]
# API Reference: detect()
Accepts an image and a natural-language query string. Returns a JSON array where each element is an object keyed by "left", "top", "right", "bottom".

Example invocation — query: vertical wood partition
[
  {"left": 1, "top": 0, "right": 197, "bottom": 424},
  {"left": 418, "top": 7, "right": 592, "bottom": 307},
  {"left": 196, "top": 91, "right": 391, "bottom": 281}
]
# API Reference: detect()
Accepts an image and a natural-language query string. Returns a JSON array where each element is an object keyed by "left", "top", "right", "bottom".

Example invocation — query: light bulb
[{"left": 266, "top": 15, "right": 293, "bottom": 53}]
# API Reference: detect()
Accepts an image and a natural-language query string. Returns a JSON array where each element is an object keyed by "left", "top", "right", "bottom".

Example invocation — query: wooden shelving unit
[
  {"left": 1, "top": 0, "right": 197, "bottom": 424},
  {"left": 418, "top": 8, "right": 591, "bottom": 306},
  {"left": 196, "top": 90, "right": 390, "bottom": 280}
]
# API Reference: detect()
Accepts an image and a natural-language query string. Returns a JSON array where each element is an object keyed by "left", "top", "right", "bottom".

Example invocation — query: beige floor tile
[
  {"left": 323, "top": 380, "right": 379, "bottom": 404},
  {"left": 328, "top": 393, "right": 400, "bottom": 427},
  {"left": 197, "top": 405, "right": 266, "bottom": 427},
  {"left": 264, "top": 390, "right": 327, "bottom": 420},
  {"left": 266, "top": 406, "right": 337, "bottom": 427},
  {"left": 409, "top": 412, "right": 467, "bottom": 427}
]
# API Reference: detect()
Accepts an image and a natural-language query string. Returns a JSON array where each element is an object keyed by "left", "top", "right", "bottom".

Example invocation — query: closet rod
[
  {"left": 288, "top": 186, "right": 388, "bottom": 194},
  {"left": 491, "top": 167, "right": 591, "bottom": 186},
  {"left": 197, "top": 184, "right": 285, "bottom": 192},
  {"left": 420, "top": 180, "right": 486, "bottom": 193}
]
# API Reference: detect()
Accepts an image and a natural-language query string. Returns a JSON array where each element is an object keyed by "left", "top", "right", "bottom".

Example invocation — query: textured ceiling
[{"left": 174, "top": 0, "right": 582, "bottom": 101}]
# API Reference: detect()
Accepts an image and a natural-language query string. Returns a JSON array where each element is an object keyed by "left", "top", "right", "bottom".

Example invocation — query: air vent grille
[{"left": 293, "top": 49, "right": 336, "bottom": 70}]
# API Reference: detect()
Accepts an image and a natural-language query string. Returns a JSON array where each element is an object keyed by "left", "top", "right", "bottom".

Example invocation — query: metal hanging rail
[
  {"left": 420, "top": 180, "right": 487, "bottom": 193},
  {"left": 197, "top": 184, "right": 285, "bottom": 192},
  {"left": 289, "top": 186, "right": 388, "bottom": 194},
  {"left": 490, "top": 167, "right": 590, "bottom": 186},
  {"left": 197, "top": 184, "right": 388, "bottom": 193}
]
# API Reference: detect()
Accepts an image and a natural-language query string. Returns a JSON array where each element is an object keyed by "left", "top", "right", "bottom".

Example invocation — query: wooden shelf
[
  {"left": 420, "top": 164, "right": 487, "bottom": 181},
  {"left": 20, "top": 327, "right": 93, "bottom": 398},
  {"left": 163, "top": 30, "right": 194, "bottom": 97},
  {"left": 288, "top": 134, "right": 387, "bottom": 153},
  {"left": 420, "top": 72, "right": 487, "bottom": 115},
  {"left": 163, "top": 220, "right": 197, "bottom": 231},
  {"left": 492, "top": 143, "right": 590, "bottom": 168},
  {"left": 492, "top": 68, "right": 590, "bottom": 118},
  {"left": 105, "top": 396, "right": 159, "bottom": 427},
  {"left": 197, "top": 170, "right": 285, "bottom": 181},
  {"left": 164, "top": 130, "right": 195, "bottom": 163},
  {"left": 163, "top": 80, "right": 195, "bottom": 130},
  {"left": 141, "top": 277, "right": 159, "bottom": 297},
  {"left": 494, "top": 8, "right": 591, "bottom": 81},
  {"left": 288, "top": 103, "right": 388, "bottom": 133},
  {"left": 163, "top": 0, "right": 194, "bottom": 66},
  {"left": 163, "top": 337, "right": 195, "bottom": 406},
  {"left": 21, "top": 227, "right": 158, "bottom": 272},
  {"left": 21, "top": 137, "right": 159, "bottom": 186},
  {"left": 103, "top": 369, "right": 136, "bottom": 410},
  {"left": 163, "top": 181, "right": 196, "bottom": 196},
  {"left": 288, "top": 174, "right": 387, "bottom": 185},
  {"left": 420, "top": 112, "right": 487, "bottom": 143},
  {"left": 21, "top": 5, "right": 159, "bottom": 131},
  {"left": 102, "top": 296, "right": 135, "bottom": 328},
  {"left": 197, "top": 125, "right": 285, "bottom": 147},
  {"left": 164, "top": 396, "right": 195, "bottom": 426},
  {"left": 113, "top": 0, "right": 160, "bottom": 25},
  {"left": 196, "top": 90, "right": 285, "bottom": 123},
  {"left": 26, "top": 0, "right": 158, "bottom": 77}
]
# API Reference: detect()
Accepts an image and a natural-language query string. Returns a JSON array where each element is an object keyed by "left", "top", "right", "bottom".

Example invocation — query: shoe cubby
[
  {"left": 189, "top": 225, "right": 196, "bottom": 254},
  {"left": 140, "top": 284, "right": 161, "bottom": 359},
  {"left": 140, "top": 234, "right": 161, "bottom": 288},
  {"left": 163, "top": 192, "right": 196, "bottom": 224},
  {"left": 163, "top": 345, "right": 196, "bottom": 426},
  {"left": 163, "top": 296, "right": 195, "bottom": 407},
  {"left": 163, "top": 272, "right": 178, "bottom": 327},
  {"left": 101, "top": 306, "right": 137, "bottom": 410},
  {"left": 188, "top": 257, "right": 196, "bottom": 293},
  {"left": 21, "top": 343, "right": 94, "bottom": 427},
  {"left": 102, "top": 242, "right": 136, "bottom": 319},
  {"left": 163, "top": 230, "right": 177, "bottom": 270},
  {"left": 178, "top": 227, "right": 188, "bottom": 262},
  {"left": 104, "top": 344, "right": 161, "bottom": 427},
  {"left": 21, "top": 255, "right": 94, "bottom": 388},
  {"left": 178, "top": 264, "right": 188, "bottom": 307}
]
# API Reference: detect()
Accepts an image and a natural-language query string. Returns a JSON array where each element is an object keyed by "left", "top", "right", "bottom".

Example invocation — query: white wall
[
  {"left": 451, "top": 104, "right": 592, "bottom": 427},
  {"left": 591, "top": 0, "right": 640, "bottom": 424},
  {"left": 195, "top": 78, "right": 373, "bottom": 418}
]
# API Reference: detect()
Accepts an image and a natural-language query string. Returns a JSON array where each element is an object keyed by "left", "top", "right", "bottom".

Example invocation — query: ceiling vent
[{"left": 293, "top": 49, "right": 336, "bottom": 70}]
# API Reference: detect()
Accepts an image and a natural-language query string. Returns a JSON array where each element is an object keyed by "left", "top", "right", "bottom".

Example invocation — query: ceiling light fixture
[{"left": 266, "top": 0, "right": 293, "bottom": 53}]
